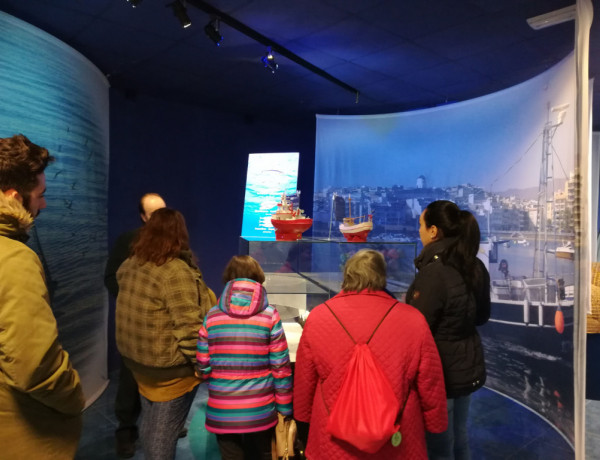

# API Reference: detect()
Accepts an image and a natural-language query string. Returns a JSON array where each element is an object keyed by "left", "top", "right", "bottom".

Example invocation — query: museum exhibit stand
[{"left": 239, "top": 237, "right": 417, "bottom": 359}]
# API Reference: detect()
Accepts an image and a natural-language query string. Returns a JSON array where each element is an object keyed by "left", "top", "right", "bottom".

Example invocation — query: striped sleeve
[
  {"left": 269, "top": 308, "right": 293, "bottom": 416},
  {"left": 196, "top": 324, "right": 211, "bottom": 379}
]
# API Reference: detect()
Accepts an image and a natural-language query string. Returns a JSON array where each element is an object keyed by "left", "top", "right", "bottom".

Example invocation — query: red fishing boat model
[{"left": 271, "top": 193, "right": 313, "bottom": 241}]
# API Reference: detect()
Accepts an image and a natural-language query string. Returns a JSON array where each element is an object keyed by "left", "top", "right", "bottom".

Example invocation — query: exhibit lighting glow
[
  {"left": 171, "top": 0, "right": 192, "bottom": 29},
  {"left": 204, "top": 19, "right": 223, "bottom": 46},
  {"left": 261, "top": 47, "right": 278, "bottom": 73},
  {"left": 126, "top": 0, "right": 143, "bottom": 7}
]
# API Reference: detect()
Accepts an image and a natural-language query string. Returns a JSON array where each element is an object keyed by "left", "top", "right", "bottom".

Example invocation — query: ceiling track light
[
  {"left": 186, "top": 0, "right": 359, "bottom": 100},
  {"left": 261, "top": 47, "right": 278, "bottom": 73},
  {"left": 526, "top": 5, "right": 576, "bottom": 30},
  {"left": 126, "top": 0, "right": 143, "bottom": 7},
  {"left": 170, "top": 0, "right": 192, "bottom": 29},
  {"left": 204, "top": 18, "right": 223, "bottom": 46}
]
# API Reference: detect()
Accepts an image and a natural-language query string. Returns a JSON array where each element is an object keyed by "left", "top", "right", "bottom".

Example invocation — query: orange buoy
[{"left": 555, "top": 308, "right": 565, "bottom": 334}]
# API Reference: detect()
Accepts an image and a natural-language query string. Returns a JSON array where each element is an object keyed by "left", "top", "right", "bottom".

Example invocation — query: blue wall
[
  {"left": 108, "top": 89, "right": 315, "bottom": 290},
  {"left": 106, "top": 90, "right": 315, "bottom": 366},
  {"left": 0, "top": 11, "right": 110, "bottom": 401}
]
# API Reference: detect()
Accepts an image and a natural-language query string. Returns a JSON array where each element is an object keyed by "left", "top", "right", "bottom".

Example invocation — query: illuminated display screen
[{"left": 241, "top": 152, "right": 299, "bottom": 240}]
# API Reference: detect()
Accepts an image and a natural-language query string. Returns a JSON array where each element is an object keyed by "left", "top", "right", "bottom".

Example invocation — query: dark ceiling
[{"left": 1, "top": 0, "right": 597, "bottom": 126}]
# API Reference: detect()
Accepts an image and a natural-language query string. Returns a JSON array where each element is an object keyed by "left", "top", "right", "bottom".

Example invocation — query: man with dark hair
[
  {"left": 0, "top": 134, "right": 53, "bottom": 216},
  {"left": 0, "top": 134, "right": 85, "bottom": 458},
  {"left": 104, "top": 192, "right": 166, "bottom": 458}
]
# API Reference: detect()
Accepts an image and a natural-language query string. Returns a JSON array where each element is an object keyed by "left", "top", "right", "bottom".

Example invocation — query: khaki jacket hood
[{"left": 0, "top": 193, "right": 33, "bottom": 239}]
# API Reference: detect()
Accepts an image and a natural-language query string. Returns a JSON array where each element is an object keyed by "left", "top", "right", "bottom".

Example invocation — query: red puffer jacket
[{"left": 293, "top": 290, "right": 447, "bottom": 460}]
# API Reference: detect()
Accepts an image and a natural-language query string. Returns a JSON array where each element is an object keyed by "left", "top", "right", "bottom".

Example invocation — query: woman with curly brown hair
[{"left": 116, "top": 208, "right": 215, "bottom": 460}]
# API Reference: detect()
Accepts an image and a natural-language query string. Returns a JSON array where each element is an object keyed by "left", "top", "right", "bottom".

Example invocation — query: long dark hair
[
  {"left": 131, "top": 208, "right": 190, "bottom": 266},
  {"left": 423, "top": 200, "right": 481, "bottom": 289}
]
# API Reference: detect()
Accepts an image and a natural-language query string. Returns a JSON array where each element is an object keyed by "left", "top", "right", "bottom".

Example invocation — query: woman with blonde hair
[
  {"left": 116, "top": 208, "right": 214, "bottom": 460},
  {"left": 294, "top": 249, "right": 447, "bottom": 459},
  {"left": 196, "top": 255, "right": 292, "bottom": 460}
]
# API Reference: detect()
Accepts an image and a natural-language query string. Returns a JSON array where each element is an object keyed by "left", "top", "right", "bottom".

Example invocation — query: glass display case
[
  {"left": 239, "top": 237, "right": 417, "bottom": 312},
  {"left": 240, "top": 237, "right": 417, "bottom": 359}
]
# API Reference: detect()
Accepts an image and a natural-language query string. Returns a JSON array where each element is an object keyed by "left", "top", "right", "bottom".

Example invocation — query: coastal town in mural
[{"left": 313, "top": 171, "right": 577, "bottom": 245}]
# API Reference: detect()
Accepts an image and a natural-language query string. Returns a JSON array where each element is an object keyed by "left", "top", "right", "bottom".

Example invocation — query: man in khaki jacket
[{"left": 0, "top": 134, "right": 85, "bottom": 459}]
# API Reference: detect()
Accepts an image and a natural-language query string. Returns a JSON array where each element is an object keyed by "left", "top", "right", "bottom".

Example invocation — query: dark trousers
[
  {"left": 216, "top": 428, "right": 274, "bottom": 460},
  {"left": 115, "top": 357, "right": 141, "bottom": 438},
  {"left": 139, "top": 387, "right": 198, "bottom": 460},
  {"left": 426, "top": 395, "right": 472, "bottom": 460}
]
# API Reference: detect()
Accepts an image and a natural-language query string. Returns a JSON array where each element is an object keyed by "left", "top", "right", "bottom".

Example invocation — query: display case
[
  {"left": 240, "top": 237, "right": 417, "bottom": 308},
  {"left": 239, "top": 237, "right": 418, "bottom": 359}
]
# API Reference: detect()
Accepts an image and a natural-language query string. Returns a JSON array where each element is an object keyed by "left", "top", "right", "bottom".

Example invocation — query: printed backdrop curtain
[{"left": 313, "top": 52, "right": 581, "bottom": 451}]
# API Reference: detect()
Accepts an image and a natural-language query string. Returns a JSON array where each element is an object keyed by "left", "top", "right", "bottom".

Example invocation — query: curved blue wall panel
[{"left": 0, "top": 11, "right": 110, "bottom": 404}]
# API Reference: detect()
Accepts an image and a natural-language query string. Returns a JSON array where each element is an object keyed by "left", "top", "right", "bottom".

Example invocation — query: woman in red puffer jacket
[{"left": 294, "top": 249, "right": 447, "bottom": 460}]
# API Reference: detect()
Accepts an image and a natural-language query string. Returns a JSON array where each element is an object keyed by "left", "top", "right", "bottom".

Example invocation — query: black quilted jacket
[{"left": 406, "top": 237, "right": 491, "bottom": 398}]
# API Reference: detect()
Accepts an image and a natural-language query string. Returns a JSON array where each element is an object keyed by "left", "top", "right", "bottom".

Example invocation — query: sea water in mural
[
  {"left": 241, "top": 152, "right": 300, "bottom": 239},
  {"left": 0, "top": 11, "right": 109, "bottom": 403},
  {"left": 312, "top": 54, "right": 576, "bottom": 446}
]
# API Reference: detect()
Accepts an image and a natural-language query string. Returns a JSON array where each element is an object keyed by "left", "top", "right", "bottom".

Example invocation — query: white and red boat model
[
  {"left": 339, "top": 214, "right": 373, "bottom": 242},
  {"left": 338, "top": 195, "right": 373, "bottom": 242},
  {"left": 271, "top": 193, "right": 313, "bottom": 241}
]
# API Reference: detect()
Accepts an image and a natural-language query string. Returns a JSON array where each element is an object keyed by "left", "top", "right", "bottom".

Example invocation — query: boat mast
[
  {"left": 348, "top": 195, "right": 352, "bottom": 223},
  {"left": 328, "top": 192, "right": 335, "bottom": 240},
  {"left": 533, "top": 115, "right": 551, "bottom": 278},
  {"left": 533, "top": 103, "right": 567, "bottom": 279}
]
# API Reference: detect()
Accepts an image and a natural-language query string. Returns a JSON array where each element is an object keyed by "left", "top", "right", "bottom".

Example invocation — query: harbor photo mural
[
  {"left": 0, "top": 11, "right": 110, "bottom": 404},
  {"left": 313, "top": 53, "right": 576, "bottom": 445}
]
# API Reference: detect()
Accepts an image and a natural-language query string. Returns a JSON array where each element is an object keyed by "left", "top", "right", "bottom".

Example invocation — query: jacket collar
[
  {"left": 334, "top": 289, "right": 396, "bottom": 301},
  {"left": 414, "top": 236, "right": 458, "bottom": 270},
  {"left": 0, "top": 193, "right": 33, "bottom": 242},
  {"left": 178, "top": 249, "right": 198, "bottom": 270}
]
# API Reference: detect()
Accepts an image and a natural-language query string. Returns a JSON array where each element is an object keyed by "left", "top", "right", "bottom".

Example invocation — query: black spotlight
[
  {"left": 126, "top": 0, "right": 142, "bottom": 7},
  {"left": 261, "top": 47, "right": 278, "bottom": 73},
  {"left": 204, "top": 19, "right": 223, "bottom": 46},
  {"left": 170, "top": 0, "right": 191, "bottom": 29}
]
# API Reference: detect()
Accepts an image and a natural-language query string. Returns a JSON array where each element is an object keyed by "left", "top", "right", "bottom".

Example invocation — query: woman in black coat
[{"left": 406, "top": 200, "right": 490, "bottom": 460}]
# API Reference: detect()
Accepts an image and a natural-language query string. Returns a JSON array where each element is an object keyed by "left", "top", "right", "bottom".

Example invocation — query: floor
[{"left": 76, "top": 371, "right": 599, "bottom": 460}]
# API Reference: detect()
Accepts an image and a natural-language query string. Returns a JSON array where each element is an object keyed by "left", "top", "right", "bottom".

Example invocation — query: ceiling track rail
[{"left": 187, "top": 0, "right": 360, "bottom": 101}]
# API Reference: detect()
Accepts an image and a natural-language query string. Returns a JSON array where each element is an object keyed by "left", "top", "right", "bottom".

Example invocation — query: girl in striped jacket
[{"left": 196, "top": 255, "right": 293, "bottom": 460}]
